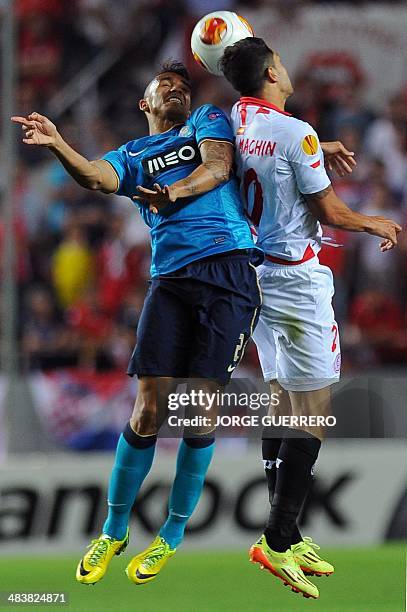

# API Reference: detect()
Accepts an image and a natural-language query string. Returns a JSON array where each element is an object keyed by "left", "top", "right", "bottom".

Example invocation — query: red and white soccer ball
[{"left": 191, "top": 11, "right": 254, "bottom": 76}]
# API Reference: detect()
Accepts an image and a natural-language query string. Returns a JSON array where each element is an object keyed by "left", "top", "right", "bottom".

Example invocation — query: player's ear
[
  {"left": 266, "top": 66, "right": 278, "bottom": 85},
  {"left": 139, "top": 99, "right": 150, "bottom": 113}
]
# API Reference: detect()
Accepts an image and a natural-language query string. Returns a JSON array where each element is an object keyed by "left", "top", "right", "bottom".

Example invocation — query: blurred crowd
[{"left": 2, "top": 0, "right": 407, "bottom": 375}]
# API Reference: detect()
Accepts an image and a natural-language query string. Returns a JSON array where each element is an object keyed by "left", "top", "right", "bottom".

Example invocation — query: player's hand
[
  {"left": 321, "top": 141, "right": 357, "bottom": 177},
  {"left": 11, "top": 112, "right": 59, "bottom": 147},
  {"left": 366, "top": 216, "right": 403, "bottom": 251},
  {"left": 133, "top": 183, "right": 177, "bottom": 214}
]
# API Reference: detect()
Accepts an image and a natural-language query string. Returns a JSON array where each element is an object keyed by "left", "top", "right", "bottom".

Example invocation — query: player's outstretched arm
[
  {"left": 305, "top": 185, "right": 402, "bottom": 251},
  {"left": 134, "top": 140, "right": 233, "bottom": 212},
  {"left": 11, "top": 112, "right": 118, "bottom": 194}
]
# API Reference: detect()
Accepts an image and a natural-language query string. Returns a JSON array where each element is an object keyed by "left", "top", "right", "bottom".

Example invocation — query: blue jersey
[{"left": 103, "top": 104, "right": 261, "bottom": 277}]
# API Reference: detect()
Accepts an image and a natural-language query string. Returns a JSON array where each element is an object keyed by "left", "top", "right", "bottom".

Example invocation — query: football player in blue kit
[{"left": 12, "top": 61, "right": 262, "bottom": 585}]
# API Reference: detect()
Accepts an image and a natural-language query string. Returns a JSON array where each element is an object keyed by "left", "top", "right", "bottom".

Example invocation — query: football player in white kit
[{"left": 221, "top": 37, "right": 402, "bottom": 600}]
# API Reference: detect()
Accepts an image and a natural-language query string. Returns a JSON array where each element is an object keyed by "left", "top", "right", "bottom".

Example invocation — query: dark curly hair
[
  {"left": 220, "top": 37, "right": 275, "bottom": 96},
  {"left": 157, "top": 60, "right": 191, "bottom": 89}
]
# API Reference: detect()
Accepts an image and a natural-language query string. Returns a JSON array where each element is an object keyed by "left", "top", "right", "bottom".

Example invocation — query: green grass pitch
[{"left": 0, "top": 544, "right": 404, "bottom": 611}]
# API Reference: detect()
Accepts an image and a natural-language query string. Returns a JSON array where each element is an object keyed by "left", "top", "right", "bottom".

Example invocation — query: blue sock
[
  {"left": 159, "top": 438, "right": 215, "bottom": 549},
  {"left": 103, "top": 423, "right": 156, "bottom": 540}
]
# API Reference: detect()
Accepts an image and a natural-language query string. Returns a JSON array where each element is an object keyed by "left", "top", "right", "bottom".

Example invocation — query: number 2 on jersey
[
  {"left": 243, "top": 168, "right": 264, "bottom": 226},
  {"left": 331, "top": 324, "right": 338, "bottom": 352}
]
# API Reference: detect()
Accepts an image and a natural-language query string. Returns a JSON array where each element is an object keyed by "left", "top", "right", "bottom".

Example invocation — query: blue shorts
[{"left": 128, "top": 250, "right": 261, "bottom": 384}]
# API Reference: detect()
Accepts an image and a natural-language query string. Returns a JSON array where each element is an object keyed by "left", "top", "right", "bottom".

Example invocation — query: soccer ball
[{"left": 191, "top": 11, "right": 254, "bottom": 76}]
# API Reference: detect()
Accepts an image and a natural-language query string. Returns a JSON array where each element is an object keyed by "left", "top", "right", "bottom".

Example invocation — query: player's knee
[
  {"left": 130, "top": 404, "right": 157, "bottom": 436},
  {"left": 130, "top": 408, "right": 157, "bottom": 435},
  {"left": 130, "top": 385, "right": 159, "bottom": 435}
]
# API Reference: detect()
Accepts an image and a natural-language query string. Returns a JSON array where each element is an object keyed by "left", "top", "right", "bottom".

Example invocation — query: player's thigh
[
  {"left": 131, "top": 376, "right": 179, "bottom": 435},
  {"left": 191, "top": 292, "right": 260, "bottom": 382},
  {"left": 265, "top": 262, "right": 341, "bottom": 392},
  {"left": 189, "top": 259, "right": 261, "bottom": 383},
  {"left": 128, "top": 278, "right": 194, "bottom": 379},
  {"left": 252, "top": 311, "right": 278, "bottom": 382}
]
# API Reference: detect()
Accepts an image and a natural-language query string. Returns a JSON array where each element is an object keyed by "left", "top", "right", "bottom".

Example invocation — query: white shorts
[{"left": 253, "top": 257, "right": 341, "bottom": 392}]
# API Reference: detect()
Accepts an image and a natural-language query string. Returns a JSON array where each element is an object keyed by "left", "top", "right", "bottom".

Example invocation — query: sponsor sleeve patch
[{"left": 301, "top": 134, "right": 319, "bottom": 156}]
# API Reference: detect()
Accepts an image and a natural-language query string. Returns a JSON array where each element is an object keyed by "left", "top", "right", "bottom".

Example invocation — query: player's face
[
  {"left": 273, "top": 53, "right": 294, "bottom": 97},
  {"left": 142, "top": 72, "right": 192, "bottom": 123}
]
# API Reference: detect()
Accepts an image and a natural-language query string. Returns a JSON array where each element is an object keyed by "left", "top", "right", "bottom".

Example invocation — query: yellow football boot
[
  {"left": 76, "top": 529, "right": 129, "bottom": 585},
  {"left": 292, "top": 536, "right": 334, "bottom": 576},
  {"left": 126, "top": 536, "right": 176, "bottom": 585},
  {"left": 250, "top": 535, "right": 319, "bottom": 599}
]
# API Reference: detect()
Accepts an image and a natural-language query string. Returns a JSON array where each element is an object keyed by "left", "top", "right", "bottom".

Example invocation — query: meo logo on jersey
[
  {"left": 301, "top": 134, "right": 319, "bottom": 155},
  {"left": 142, "top": 141, "right": 200, "bottom": 177}
]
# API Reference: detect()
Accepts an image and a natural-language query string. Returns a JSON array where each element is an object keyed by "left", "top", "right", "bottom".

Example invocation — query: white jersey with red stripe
[{"left": 230, "top": 96, "right": 331, "bottom": 262}]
